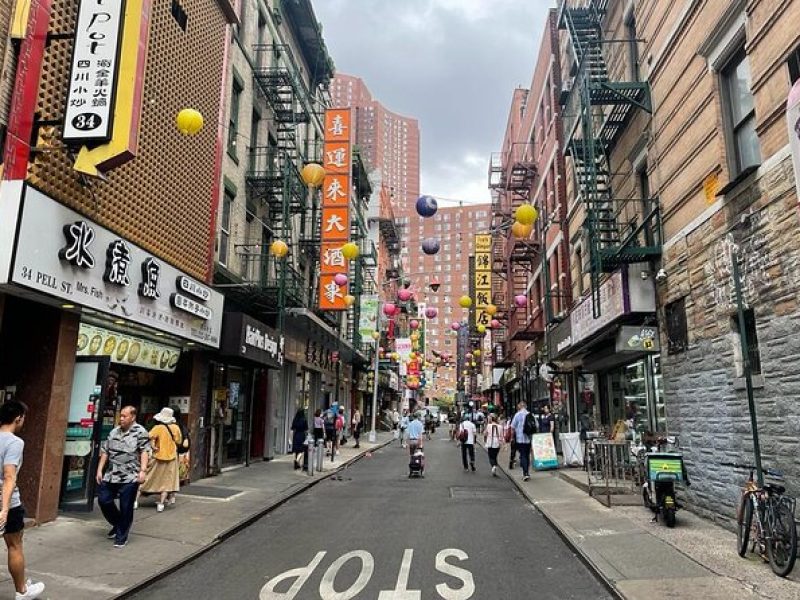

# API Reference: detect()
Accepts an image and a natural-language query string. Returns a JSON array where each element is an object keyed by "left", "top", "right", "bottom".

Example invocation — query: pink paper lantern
[
  {"left": 425, "top": 306, "right": 437, "bottom": 319},
  {"left": 334, "top": 273, "right": 348, "bottom": 286},
  {"left": 491, "top": 319, "right": 502, "bottom": 329},
  {"left": 451, "top": 322, "right": 461, "bottom": 331},
  {"left": 383, "top": 303, "right": 397, "bottom": 316},
  {"left": 514, "top": 294, "right": 527, "bottom": 308},
  {"left": 410, "top": 319, "right": 420, "bottom": 330},
  {"left": 398, "top": 288, "right": 413, "bottom": 302}
]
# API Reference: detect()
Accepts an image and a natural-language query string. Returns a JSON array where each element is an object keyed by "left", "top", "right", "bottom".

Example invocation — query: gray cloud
[{"left": 314, "top": 0, "right": 556, "bottom": 205}]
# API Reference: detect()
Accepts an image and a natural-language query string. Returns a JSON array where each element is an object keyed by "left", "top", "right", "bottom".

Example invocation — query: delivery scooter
[{"left": 641, "top": 437, "right": 689, "bottom": 528}]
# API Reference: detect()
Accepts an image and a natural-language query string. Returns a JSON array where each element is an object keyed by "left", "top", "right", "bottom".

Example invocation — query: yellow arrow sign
[{"left": 74, "top": 0, "right": 151, "bottom": 177}]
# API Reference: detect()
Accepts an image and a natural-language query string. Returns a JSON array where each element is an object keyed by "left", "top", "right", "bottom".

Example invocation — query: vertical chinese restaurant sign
[
  {"left": 474, "top": 234, "right": 492, "bottom": 328},
  {"left": 319, "top": 108, "right": 352, "bottom": 310}
]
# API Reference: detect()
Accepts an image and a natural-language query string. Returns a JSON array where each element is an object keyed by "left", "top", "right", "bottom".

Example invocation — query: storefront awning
[{"left": 285, "top": 308, "right": 368, "bottom": 365}]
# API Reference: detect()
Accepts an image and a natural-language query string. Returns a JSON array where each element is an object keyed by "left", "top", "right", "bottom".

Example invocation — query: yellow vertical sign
[{"left": 474, "top": 234, "right": 492, "bottom": 327}]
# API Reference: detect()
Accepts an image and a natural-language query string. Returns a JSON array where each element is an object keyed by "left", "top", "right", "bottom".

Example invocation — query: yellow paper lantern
[
  {"left": 410, "top": 332, "right": 420, "bottom": 341},
  {"left": 486, "top": 304, "right": 497, "bottom": 316},
  {"left": 391, "top": 352, "right": 399, "bottom": 361},
  {"left": 371, "top": 331, "right": 381, "bottom": 341},
  {"left": 474, "top": 349, "right": 481, "bottom": 357},
  {"left": 515, "top": 203, "right": 538, "bottom": 226},
  {"left": 269, "top": 240, "right": 289, "bottom": 258},
  {"left": 409, "top": 352, "right": 417, "bottom": 361},
  {"left": 511, "top": 221, "right": 533, "bottom": 238},
  {"left": 477, "top": 324, "right": 486, "bottom": 334},
  {"left": 344, "top": 294, "right": 356, "bottom": 307},
  {"left": 301, "top": 163, "right": 326, "bottom": 188},
  {"left": 458, "top": 295, "right": 472, "bottom": 308},
  {"left": 341, "top": 242, "right": 360, "bottom": 260},
  {"left": 176, "top": 108, "right": 204, "bottom": 135}
]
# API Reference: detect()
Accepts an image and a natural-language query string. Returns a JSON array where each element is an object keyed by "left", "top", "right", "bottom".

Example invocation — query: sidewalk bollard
[
  {"left": 315, "top": 439, "right": 324, "bottom": 472},
  {"left": 305, "top": 433, "right": 315, "bottom": 476}
]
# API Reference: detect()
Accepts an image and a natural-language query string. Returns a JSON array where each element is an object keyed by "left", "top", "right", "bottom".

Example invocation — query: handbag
[
  {"left": 457, "top": 428, "right": 468, "bottom": 443},
  {"left": 164, "top": 423, "right": 189, "bottom": 455},
  {"left": 504, "top": 426, "right": 514, "bottom": 444}
]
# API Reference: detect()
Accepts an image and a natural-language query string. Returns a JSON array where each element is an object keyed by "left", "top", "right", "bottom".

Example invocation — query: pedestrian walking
[
  {"left": 96, "top": 405, "right": 150, "bottom": 548},
  {"left": 457, "top": 416, "right": 476, "bottom": 472},
  {"left": 504, "top": 414, "right": 518, "bottom": 469},
  {"left": 338, "top": 407, "right": 347, "bottom": 447},
  {"left": 399, "top": 410, "right": 409, "bottom": 448},
  {"left": 313, "top": 409, "right": 325, "bottom": 443},
  {"left": 510, "top": 401, "right": 534, "bottom": 481},
  {"left": 483, "top": 413, "right": 503, "bottom": 476},
  {"left": 0, "top": 401, "right": 46, "bottom": 600},
  {"left": 324, "top": 407, "right": 337, "bottom": 457},
  {"left": 539, "top": 405, "right": 555, "bottom": 434},
  {"left": 138, "top": 407, "right": 182, "bottom": 513},
  {"left": 406, "top": 413, "right": 424, "bottom": 457},
  {"left": 290, "top": 408, "right": 308, "bottom": 470},
  {"left": 351, "top": 409, "right": 362, "bottom": 448}
]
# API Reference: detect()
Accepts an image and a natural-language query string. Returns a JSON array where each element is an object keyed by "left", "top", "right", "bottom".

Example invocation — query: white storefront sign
[
  {"left": 570, "top": 270, "right": 625, "bottom": 344},
  {"left": 1, "top": 185, "right": 224, "bottom": 347},
  {"left": 62, "top": 0, "right": 125, "bottom": 142},
  {"left": 77, "top": 323, "right": 182, "bottom": 372}
]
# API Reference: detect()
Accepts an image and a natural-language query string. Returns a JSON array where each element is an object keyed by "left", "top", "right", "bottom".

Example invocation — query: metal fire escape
[
  {"left": 559, "top": 0, "right": 661, "bottom": 317},
  {"left": 240, "top": 42, "right": 321, "bottom": 314},
  {"left": 488, "top": 142, "right": 539, "bottom": 364}
]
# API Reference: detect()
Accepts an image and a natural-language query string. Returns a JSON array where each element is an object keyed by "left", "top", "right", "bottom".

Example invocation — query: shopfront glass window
[{"left": 651, "top": 355, "right": 666, "bottom": 432}]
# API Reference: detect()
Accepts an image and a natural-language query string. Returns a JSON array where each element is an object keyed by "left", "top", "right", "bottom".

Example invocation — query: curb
[
  {"left": 476, "top": 441, "right": 625, "bottom": 600},
  {"left": 112, "top": 438, "right": 394, "bottom": 599}
]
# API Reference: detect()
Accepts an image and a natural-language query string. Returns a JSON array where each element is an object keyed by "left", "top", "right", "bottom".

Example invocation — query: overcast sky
[{"left": 314, "top": 0, "right": 556, "bottom": 207}]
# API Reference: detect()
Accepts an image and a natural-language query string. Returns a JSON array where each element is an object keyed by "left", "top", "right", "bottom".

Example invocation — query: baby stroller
[{"left": 409, "top": 448, "right": 425, "bottom": 478}]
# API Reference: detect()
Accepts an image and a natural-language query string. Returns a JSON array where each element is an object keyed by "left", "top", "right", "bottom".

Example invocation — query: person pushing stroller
[{"left": 406, "top": 413, "right": 425, "bottom": 477}]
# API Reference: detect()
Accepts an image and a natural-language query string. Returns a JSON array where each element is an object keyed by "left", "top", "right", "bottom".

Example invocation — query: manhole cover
[
  {"left": 449, "top": 486, "right": 514, "bottom": 500},
  {"left": 179, "top": 485, "right": 243, "bottom": 499}
]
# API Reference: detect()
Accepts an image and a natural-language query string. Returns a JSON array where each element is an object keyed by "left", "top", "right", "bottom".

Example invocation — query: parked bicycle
[{"left": 724, "top": 462, "right": 797, "bottom": 577}]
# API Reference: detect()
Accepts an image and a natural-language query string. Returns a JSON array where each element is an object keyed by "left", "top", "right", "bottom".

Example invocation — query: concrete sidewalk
[
  {"left": 493, "top": 444, "right": 800, "bottom": 599},
  {"left": 0, "top": 433, "right": 393, "bottom": 600}
]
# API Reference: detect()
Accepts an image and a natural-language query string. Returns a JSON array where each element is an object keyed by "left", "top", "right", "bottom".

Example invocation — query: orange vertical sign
[{"left": 319, "top": 108, "right": 352, "bottom": 311}]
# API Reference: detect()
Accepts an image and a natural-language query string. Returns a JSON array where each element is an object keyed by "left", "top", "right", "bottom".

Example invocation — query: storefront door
[
  {"left": 222, "top": 367, "right": 249, "bottom": 466},
  {"left": 60, "top": 356, "right": 111, "bottom": 511}
]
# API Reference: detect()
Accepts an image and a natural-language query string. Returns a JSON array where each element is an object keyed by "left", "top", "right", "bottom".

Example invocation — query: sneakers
[
  {"left": 133, "top": 500, "right": 138, "bottom": 510},
  {"left": 169, "top": 496, "right": 177, "bottom": 505},
  {"left": 113, "top": 539, "right": 128, "bottom": 548},
  {"left": 106, "top": 527, "right": 117, "bottom": 539},
  {"left": 523, "top": 475, "right": 530, "bottom": 481},
  {"left": 470, "top": 465, "right": 476, "bottom": 472},
  {"left": 492, "top": 466, "right": 497, "bottom": 477},
  {"left": 15, "top": 580, "right": 45, "bottom": 599},
  {"left": 156, "top": 502, "right": 165, "bottom": 512},
  {"left": 463, "top": 467, "right": 469, "bottom": 472}
]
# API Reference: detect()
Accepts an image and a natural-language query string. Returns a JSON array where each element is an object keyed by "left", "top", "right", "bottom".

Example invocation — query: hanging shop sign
[
  {"left": 570, "top": 271, "right": 625, "bottom": 343},
  {"left": 474, "top": 234, "right": 492, "bottom": 328},
  {"left": 220, "top": 312, "right": 284, "bottom": 368},
  {"left": 77, "top": 323, "right": 181, "bottom": 372},
  {"left": 62, "top": 0, "right": 125, "bottom": 143},
  {"left": 318, "top": 107, "right": 352, "bottom": 311},
  {"left": 358, "top": 294, "right": 380, "bottom": 341},
  {"left": 548, "top": 315, "right": 573, "bottom": 359},
  {"left": 0, "top": 185, "right": 224, "bottom": 347},
  {"left": 789, "top": 79, "right": 800, "bottom": 203}
]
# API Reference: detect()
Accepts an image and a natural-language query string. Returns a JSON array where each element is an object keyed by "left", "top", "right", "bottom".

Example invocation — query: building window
[
  {"left": 219, "top": 189, "right": 233, "bottom": 266},
  {"left": 789, "top": 44, "right": 800, "bottom": 84},
  {"left": 625, "top": 11, "right": 640, "bottom": 82},
  {"left": 721, "top": 48, "right": 760, "bottom": 175},
  {"left": 665, "top": 297, "right": 688, "bottom": 355},
  {"left": 228, "top": 79, "right": 243, "bottom": 159},
  {"left": 732, "top": 308, "right": 761, "bottom": 375}
]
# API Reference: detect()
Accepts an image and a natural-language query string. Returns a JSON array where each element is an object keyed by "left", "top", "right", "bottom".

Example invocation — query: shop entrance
[{"left": 60, "top": 356, "right": 112, "bottom": 512}]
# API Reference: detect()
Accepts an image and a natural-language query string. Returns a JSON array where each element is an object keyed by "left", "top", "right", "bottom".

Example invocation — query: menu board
[
  {"left": 76, "top": 323, "right": 181, "bottom": 373},
  {"left": 532, "top": 433, "right": 559, "bottom": 470}
]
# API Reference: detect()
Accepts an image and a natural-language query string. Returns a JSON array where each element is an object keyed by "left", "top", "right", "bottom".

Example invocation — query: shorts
[
  {"left": 325, "top": 428, "right": 336, "bottom": 442},
  {"left": 2, "top": 506, "right": 25, "bottom": 535}
]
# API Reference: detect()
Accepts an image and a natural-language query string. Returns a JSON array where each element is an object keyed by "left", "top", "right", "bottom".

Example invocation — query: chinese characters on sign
[
  {"left": 474, "top": 234, "right": 492, "bottom": 327},
  {"left": 63, "top": 0, "right": 124, "bottom": 142},
  {"left": 319, "top": 108, "right": 352, "bottom": 311}
]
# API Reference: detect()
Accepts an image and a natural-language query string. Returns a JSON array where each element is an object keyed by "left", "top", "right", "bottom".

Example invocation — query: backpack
[
  {"left": 324, "top": 410, "right": 336, "bottom": 430},
  {"left": 523, "top": 413, "right": 537, "bottom": 437}
]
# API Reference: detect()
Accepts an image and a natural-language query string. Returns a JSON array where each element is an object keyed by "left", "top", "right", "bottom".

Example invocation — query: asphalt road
[{"left": 129, "top": 435, "right": 612, "bottom": 599}]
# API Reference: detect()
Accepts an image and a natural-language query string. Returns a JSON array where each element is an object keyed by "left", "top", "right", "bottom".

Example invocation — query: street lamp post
[{"left": 731, "top": 247, "right": 764, "bottom": 487}]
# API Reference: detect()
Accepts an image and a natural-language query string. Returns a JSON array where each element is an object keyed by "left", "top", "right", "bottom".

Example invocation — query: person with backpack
[
  {"left": 483, "top": 413, "right": 503, "bottom": 476},
  {"left": 324, "top": 407, "right": 337, "bottom": 457},
  {"left": 138, "top": 407, "right": 182, "bottom": 513},
  {"left": 457, "top": 415, "right": 477, "bottom": 472},
  {"left": 510, "top": 401, "right": 534, "bottom": 481}
]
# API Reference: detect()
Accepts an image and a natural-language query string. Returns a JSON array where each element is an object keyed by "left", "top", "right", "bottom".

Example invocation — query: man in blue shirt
[
  {"left": 406, "top": 413, "right": 424, "bottom": 456},
  {"left": 510, "top": 401, "right": 532, "bottom": 481}
]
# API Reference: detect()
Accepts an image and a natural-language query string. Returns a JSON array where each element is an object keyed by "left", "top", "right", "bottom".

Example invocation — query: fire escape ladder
[{"left": 559, "top": 0, "right": 660, "bottom": 318}]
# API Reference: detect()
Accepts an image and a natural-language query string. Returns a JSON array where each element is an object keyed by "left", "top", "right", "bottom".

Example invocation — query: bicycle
[{"left": 724, "top": 462, "right": 798, "bottom": 577}]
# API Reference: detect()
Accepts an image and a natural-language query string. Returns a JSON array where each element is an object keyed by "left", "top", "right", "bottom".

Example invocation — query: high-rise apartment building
[{"left": 330, "top": 74, "right": 420, "bottom": 217}]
